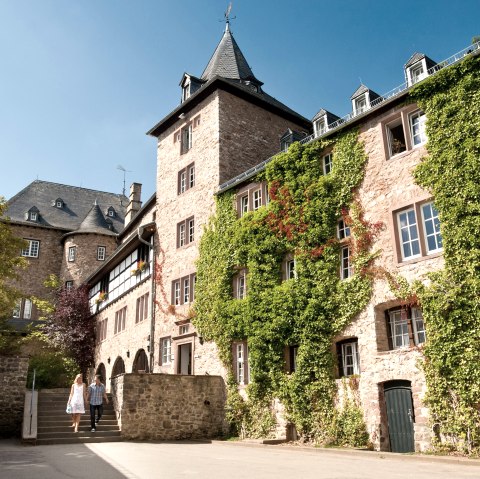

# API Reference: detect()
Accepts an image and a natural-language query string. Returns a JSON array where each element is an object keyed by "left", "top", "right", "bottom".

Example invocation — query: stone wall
[
  {"left": 0, "top": 356, "right": 29, "bottom": 436},
  {"left": 111, "top": 373, "right": 227, "bottom": 440}
]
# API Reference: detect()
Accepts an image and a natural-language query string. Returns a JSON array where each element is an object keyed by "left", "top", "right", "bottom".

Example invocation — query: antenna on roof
[
  {"left": 117, "top": 165, "right": 132, "bottom": 196},
  {"left": 222, "top": 2, "right": 235, "bottom": 31}
]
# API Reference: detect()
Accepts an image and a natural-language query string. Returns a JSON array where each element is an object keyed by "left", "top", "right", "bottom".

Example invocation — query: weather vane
[
  {"left": 222, "top": 2, "right": 236, "bottom": 30},
  {"left": 117, "top": 164, "right": 132, "bottom": 197}
]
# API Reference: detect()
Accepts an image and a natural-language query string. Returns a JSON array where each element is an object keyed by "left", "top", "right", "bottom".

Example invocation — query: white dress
[{"left": 70, "top": 383, "right": 85, "bottom": 414}]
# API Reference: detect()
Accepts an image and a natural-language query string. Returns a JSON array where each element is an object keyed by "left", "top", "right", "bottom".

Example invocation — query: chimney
[{"left": 125, "top": 182, "right": 142, "bottom": 225}]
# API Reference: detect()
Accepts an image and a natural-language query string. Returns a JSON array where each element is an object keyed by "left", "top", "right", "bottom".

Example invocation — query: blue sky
[{"left": 1, "top": 0, "right": 479, "bottom": 202}]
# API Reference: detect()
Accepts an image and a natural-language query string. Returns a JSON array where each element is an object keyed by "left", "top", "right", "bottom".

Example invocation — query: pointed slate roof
[
  {"left": 75, "top": 202, "right": 116, "bottom": 235},
  {"left": 201, "top": 24, "right": 263, "bottom": 87}
]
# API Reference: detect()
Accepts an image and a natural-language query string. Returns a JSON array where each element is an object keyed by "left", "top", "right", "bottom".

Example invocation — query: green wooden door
[{"left": 384, "top": 380, "right": 415, "bottom": 453}]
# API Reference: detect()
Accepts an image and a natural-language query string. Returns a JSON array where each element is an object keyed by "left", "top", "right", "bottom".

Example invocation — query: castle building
[{"left": 4, "top": 20, "right": 479, "bottom": 453}]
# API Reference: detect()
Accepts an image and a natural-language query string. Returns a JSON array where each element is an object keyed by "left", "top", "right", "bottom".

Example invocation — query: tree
[
  {"left": 0, "top": 197, "right": 27, "bottom": 322},
  {"left": 42, "top": 282, "right": 96, "bottom": 376}
]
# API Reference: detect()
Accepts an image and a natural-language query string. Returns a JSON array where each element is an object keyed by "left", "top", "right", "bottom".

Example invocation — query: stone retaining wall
[
  {"left": 0, "top": 356, "right": 29, "bottom": 436},
  {"left": 111, "top": 373, "right": 227, "bottom": 440}
]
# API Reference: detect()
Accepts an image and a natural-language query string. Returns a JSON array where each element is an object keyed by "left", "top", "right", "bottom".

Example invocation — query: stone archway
[
  {"left": 95, "top": 363, "right": 106, "bottom": 382},
  {"left": 132, "top": 349, "right": 149, "bottom": 373},
  {"left": 112, "top": 356, "right": 125, "bottom": 377}
]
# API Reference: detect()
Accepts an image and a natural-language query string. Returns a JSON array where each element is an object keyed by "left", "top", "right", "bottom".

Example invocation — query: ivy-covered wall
[
  {"left": 410, "top": 54, "right": 480, "bottom": 454},
  {"left": 194, "top": 131, "right": 374, "bottom": 445}
]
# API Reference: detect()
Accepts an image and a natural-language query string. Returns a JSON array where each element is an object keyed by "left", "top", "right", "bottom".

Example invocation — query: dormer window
[
  {"left": 182, "top": 83, "right": 191, "bottom": 102},
  {"left": 26, "top": 207, "right": 39, "bottom": 222},
  {"left": 314, "top": 118, "right": 327, "bottom": 137},
  {"left": 55, "top": 198, "right": 64, "bottom": 208},
  {"left": 354, "top": 95, "right": 368, "bottom": 115},
  {"left": 180, "top": 73, "right": 204, "bottom": 104},
  {"left": 405, "top": 53, "right": 437, "bottom": 87},
  {"left": 107, "top": 207, "right": 116, "bottom": 218}
]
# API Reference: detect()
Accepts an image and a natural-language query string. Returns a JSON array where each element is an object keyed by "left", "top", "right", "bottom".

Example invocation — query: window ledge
[{"left": 396, "top": 250, "right": 443, "bottom": 267}]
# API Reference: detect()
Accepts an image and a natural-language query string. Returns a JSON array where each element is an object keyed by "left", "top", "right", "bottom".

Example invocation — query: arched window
[{"left": 96, "top": 363, "right": 106, "bottom": 382}]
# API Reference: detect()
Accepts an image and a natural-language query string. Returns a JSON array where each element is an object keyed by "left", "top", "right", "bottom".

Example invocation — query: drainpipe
[{"left": 137, "top": 226, "right": 155, "bottom": 373}]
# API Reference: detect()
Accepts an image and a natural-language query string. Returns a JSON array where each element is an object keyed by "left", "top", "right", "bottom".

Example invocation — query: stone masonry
[
  {"left": 111, "top": 373, "right": 227, "bottom": 440},
  {"left": 0, "top": 356, "right": 29, "bottom": 436}
]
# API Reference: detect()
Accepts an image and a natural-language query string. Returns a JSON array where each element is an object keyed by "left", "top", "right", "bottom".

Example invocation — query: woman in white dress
[{"left": 67, "top": 374, "right": 88, "bottom": 432}]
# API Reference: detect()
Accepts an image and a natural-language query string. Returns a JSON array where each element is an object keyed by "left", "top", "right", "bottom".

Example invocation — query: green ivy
[
  {"left": 194, "top": 130, "right": 374, "bottom": 443},
  {"left": 409, "top": 55, "right": 480, "bottom": 454}
]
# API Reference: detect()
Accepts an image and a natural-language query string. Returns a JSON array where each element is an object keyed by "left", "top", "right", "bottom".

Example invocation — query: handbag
[{"left": 66, "top": 403, "right": 72, "bottom": 414}]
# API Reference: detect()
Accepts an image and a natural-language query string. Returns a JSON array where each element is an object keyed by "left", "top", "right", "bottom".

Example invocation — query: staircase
[{"left": 36, "top": 388, "right": 122, "bottom": 445}]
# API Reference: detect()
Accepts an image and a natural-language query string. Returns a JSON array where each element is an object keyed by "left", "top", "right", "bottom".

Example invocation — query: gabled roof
[
  {"left": 201, "top": 25, "right": 263, "bottom": 87},
  {"left": 5, "top": 180, "right": 127, "bottom": 233},
  {"left": 350, "top": 84, "right": 370, "bottom": 99},
  {"left": 312, "top": 108, "right": 340, "bottom": 123},
  {"left": 404, "top": 52, "right": 437, "bottom": 70}
]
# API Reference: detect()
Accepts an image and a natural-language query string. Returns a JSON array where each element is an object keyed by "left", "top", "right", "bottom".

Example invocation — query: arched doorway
[
  {"left": 96, "top": 363, "right": 106, "bottom": 382},
  {"left": 112, "top": 357, "right": 125, "bottom": 377},
  {"left": 384, "top": 380, "right": 415, "bottom": 453},
  {"left": 132, "top": 349, "right": 149, "bottom": 373}
]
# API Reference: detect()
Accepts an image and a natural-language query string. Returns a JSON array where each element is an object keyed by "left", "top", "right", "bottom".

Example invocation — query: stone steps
[{"left": 36, "top": 389, "right": 122, "bottom": 445}]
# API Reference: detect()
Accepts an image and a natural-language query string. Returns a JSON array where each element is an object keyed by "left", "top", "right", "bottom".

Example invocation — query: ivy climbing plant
[
  {"left": 408, "top": 54, "right": 480, "bottom": 454},
  {"left": 194, "top": 130, "right": 376, "bottom": 444}
]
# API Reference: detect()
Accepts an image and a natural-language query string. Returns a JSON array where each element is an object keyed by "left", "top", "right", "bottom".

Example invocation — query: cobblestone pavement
[{"left": 1, "top": 439, "right": 479, "bottom": 479}]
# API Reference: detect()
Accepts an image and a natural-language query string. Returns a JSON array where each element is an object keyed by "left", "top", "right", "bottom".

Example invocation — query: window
[
  {"left": 395, "top": 202, "right": 442, "bottom": 261},
  {"left": 340, "top": 246, "right": 352, "bottom": 280},
  {"left": 171, "top": 273, "right": 196, "bottom": 306},
  {"left": 183, "top": 277, "right": 190, "bottom": 304},
  {"left": 314, "top": 118, "right": 326, "bottom": 136},
  {"left": 21, "top": 239, "right": 39, "bottom": 258},
  {"left": 12, "top": 301, "right": 20, "bottom": 318},
  {"left": 65, "top": 281, "right": 73, "bottom": 291},
  {"left": 179, "top": 324, "right": 189, "bottom": 335},
  {"left": 23, "top": 299, "right": 32, "bottom": 319},
  {"left": 56, "top": 200, "right": 63, "bottom": 208},
  {"left": 178, "top": 163, "right": 195, "bottom": 194},
  {"left": 177, "top": 217, "right": 194, "bottom": 247},
  {"left": 193, "top": 115, "right": 201, "bottom": 128},
  {"left": 68, "top": 246, "right": 76, "bottom": 262},
  {"left": 98, "top": 318, "right": 108, "bottom": 342},
  {"left": 409, "top": 64, "right": 425, "bottom": 85},
  {"left": 136, "top": 293, "right": 149, "bottom": 324},
  {"left": 160, "top": 337, "right": 172, "bottom": 365},
  {"left": 387, "top": 307, "right": 426, "bottom": 349},
  {"left": 287, "top": 259, "right": 296, "bottom": 280},
  {"left": 337, "top": 219, "right": 351, "bottom": 239},
  {"left": 107, "top": 208, "right": 116, "bottom": 217},
  {"left": 322, "top": 153, "right": 332, "bottom": 175},
  {"left": 337, "top": 339, "right": 360, "bottom": 377},
  {"left": 386, "top": 118, "right": 407, "bottom": 157},
  {"left": 234, "top": 270, "right": 247, "bottom": 299},
  {"left": 181, "top": 124, "right": 192, "bottom": 154},
  {"left": 286, "top": 345, "right": 298, "bottom": 373},
  {"left": 421, "top": 203, "right": 442, "bottom": 253},
  {"left": 354, "top": 95, "right": 368, "bottom": 115},
  {"left": 240, "top": 195, "right": 248, "bottom": 216},
  {"left": 233, "top": 342, "right": 248, "bottom": 385},
  {"left": 97, "top": 246, "right": 106, "bottom": 261},
  {"left": 114, "top": 306, "right": 127, "bottom": 334},
  {"left": 253, "top": 189, "right": 262, "bottom": 210},
  {"left": 410, "top": 111, "right": 427, "bottom": 147},
  {"left": 30, "top": 211, "right": 38, "bottom": 221}
]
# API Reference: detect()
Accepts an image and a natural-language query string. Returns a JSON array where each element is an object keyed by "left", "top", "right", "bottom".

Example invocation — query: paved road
[{"left": 1, "top": 439, "right": 479, "bottom": 479}]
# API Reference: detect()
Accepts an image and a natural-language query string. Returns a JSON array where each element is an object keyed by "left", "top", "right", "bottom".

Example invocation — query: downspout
[{"left": 137, "top": 226, "right": 155, "bottom": 373}]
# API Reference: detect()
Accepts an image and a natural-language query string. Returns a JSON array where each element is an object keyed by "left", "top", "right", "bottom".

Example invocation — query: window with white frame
[
  {"left": 161, "top": 337, "right": 172, "bottom": 365},
  {"left": 354, "top": 95, "right": 368, "bottom": 115},
  {"left": 114, "top": 306, "right": 127, "bottom": 334},
  {"left": 12, "top": 300, "right": 21, "bottom": 318},
  {"left": 234, "top": 270, "right": 247, "bottom": 299},
  {"left": 21, "top": 239, "right": 40, "bottom": 258},
  {"left": 177, "top": 217, "right": 194, "bottom": 247},
  {"left": 30, "top": 211, "right": 38, "bottom": 221},
  {"left": 97, "top": 246, "right": 106, "bottom": 261},
  {"left": 287, "top": 259, "right": 296, "bottom": 280},
  {"left": 135, "top": 293, "right": 149, "bottom": 324},
  {"left": 395, "top": 202, "right": 443, "bottom": 262},
  {"left": 337, "top": 339, "right": 360, "bottom": 377},
  {"left": 240, "top": 195, "right": 248, "bottom": 216},
  {"left": 387, "top": 307, "right": 426, "bottom": 349},
  {"left": 188, "top": 218, "right": 195, "bottom": 243},
  {"left": 189, "top": 164, "right": 195, "bottom": 188},
  {"left": 171, "top": 273, "right": 196, "bottom": 305},
  {"left": 234, "top": 342, "right": 248, "bottom": 385},
  {"left": 68, "top": 246, "right": 76, "bottom": 262},
  {"left": 410, "top": 111, "right": 427, "bottom": 146},
  {"left": 386, "top": 118, "right": 407, "bottom": 157},
  {"left": 314, "top": 118, "right": 327, "bottom": 137},
  {"left": 23, "top": 299, "right": 32, "bottom": 319},
  {"left": 107, "top": 207, "right": 116, "bottom": 217},
  {"left": 322, "top": 153, "right": 332, "bottom": 175},
  {"left": 178, "top": 163, "right": 195, "bottom": 194},
  {"left": 337, "top": 219, "right": 351, "bottom": 239},
  {"left": 409, "top": 63, "right": 425, "bottom": 85},
  {"left": 253, "top": 189, "right": 262, "bottom": 210},
  {"left": 179, "top": 324, "right": 189, "bottom": 335},
  {"left": 65, "top": 281, "right": 73, "bottom": 291},
  {"left": 179, "top": 170, "right": 186, "bottom": 194},
  {"left": 340, "top": 246, "right": 352, "bottom": 280}
]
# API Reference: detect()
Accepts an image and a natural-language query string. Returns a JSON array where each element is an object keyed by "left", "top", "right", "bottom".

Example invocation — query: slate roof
[
  {"left": 201, "top": 25, "right": 263, "bottom": 86},
  {"left": 312, "top": 108, "right": 340, "bottom": 123},
  {"left": 5, "top": 180, "right": 127, "bottom": 234},
  {"left": 404, "top": 52, "right": 437, "bottom": 70},
  {"left": 70, "top": 202, "right": 117, "bottom": 237},
  {"left": 350, "top": 84, "right": 370, "bottom": 99}
]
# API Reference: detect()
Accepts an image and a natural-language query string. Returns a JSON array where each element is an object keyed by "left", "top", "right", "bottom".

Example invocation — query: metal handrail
[
  {"left": 28, "top": 369, "right": 36, "bottom": 435},
  {"left": 217, "top": 41, "right": 480, "bottom": 193}
]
